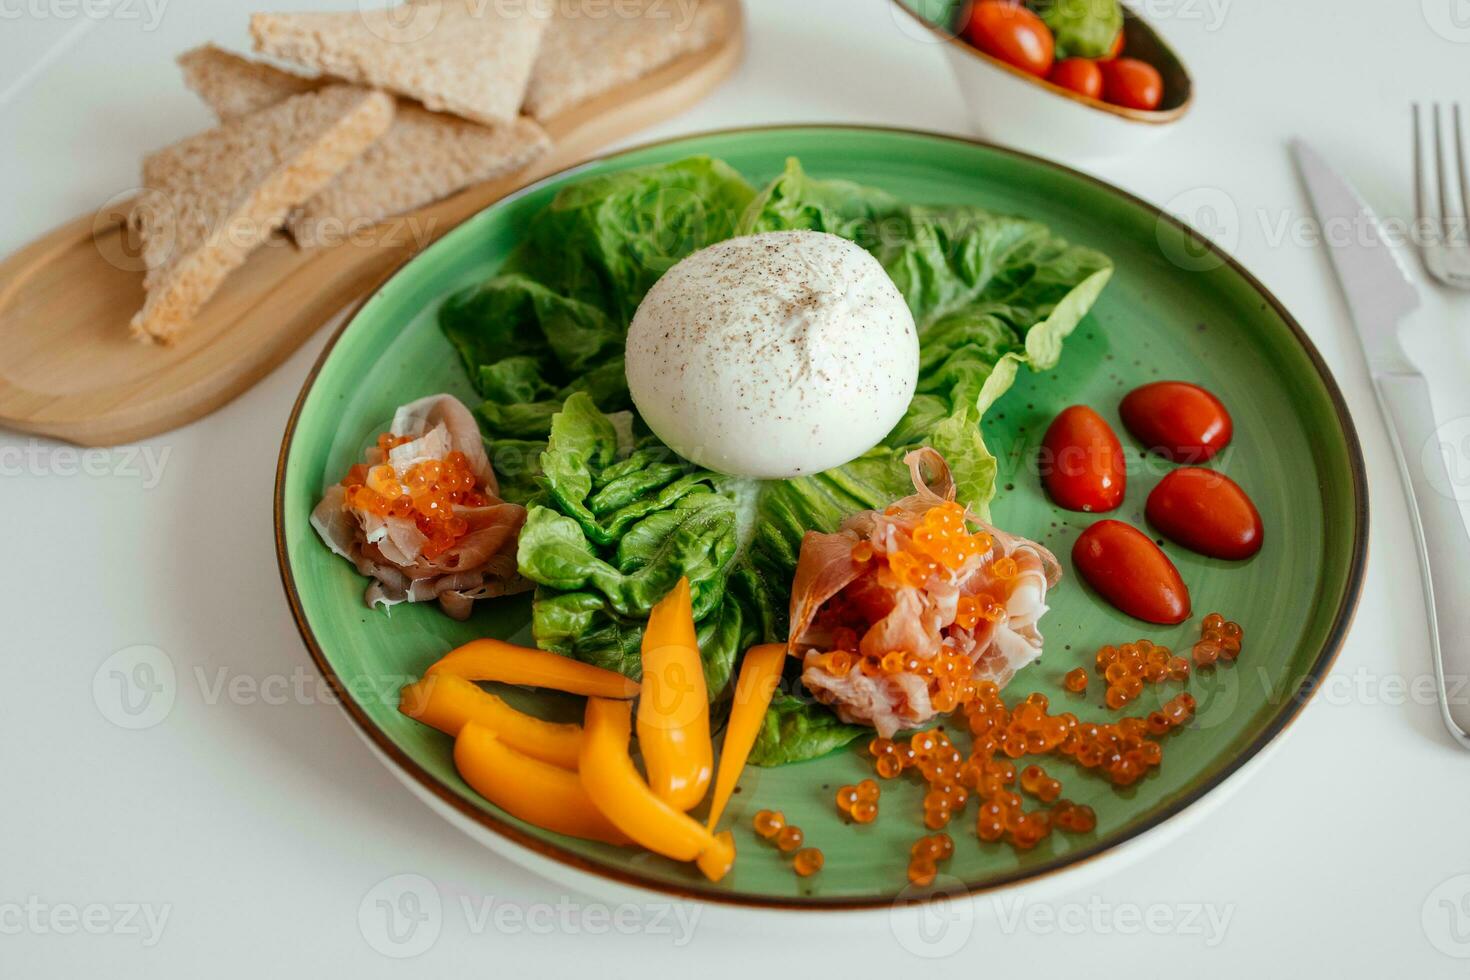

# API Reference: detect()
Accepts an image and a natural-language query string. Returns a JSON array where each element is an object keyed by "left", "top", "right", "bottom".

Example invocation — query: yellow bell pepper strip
[
  {"left": 705, "top": 643, "right": 788, "bottom": 831},
  {"left": 427, "top": 638, "right": 640, "bottom": 699},
  {"left": 636, "top": 577, "right": 712, "bottom": 811},
  {"left": 580, "top": 697, "right": 735, "bottom": 882},
  {"left": 399, "top": 673, "right": 583, "bottom": 770},
  {"left": 453, "top": 723, "right": 630, "bottom": 847}
]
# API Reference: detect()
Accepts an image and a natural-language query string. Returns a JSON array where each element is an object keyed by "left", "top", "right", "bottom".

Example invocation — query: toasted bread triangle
[
  {"left": 129, "top": 85, "right": 395, "bottom": 343},
  {"left": 177, "top": 45, "right": 550, "bottom": 248},
  {"left": 524, "top": 0, "right": 728, "bottom": 120},
  {"left": 250, "top": 1, "right": 548, "bottom": 126}
]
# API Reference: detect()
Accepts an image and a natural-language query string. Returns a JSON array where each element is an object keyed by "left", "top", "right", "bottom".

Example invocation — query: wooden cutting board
[{"left": 0, "top": 0, "right": 744, "bottom": 447}]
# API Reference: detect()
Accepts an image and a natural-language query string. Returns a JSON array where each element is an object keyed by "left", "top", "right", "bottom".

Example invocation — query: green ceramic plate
[{"left": 276, "top": 126, "right": 1366, "bottom": 909}]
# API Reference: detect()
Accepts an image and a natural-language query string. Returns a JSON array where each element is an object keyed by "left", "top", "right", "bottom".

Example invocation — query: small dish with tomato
[{"left": 891, "top": 0, "right": 1193, "bottom": 162}]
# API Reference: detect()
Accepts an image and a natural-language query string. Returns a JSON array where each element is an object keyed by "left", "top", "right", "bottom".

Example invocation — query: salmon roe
[
  {"left": 1193, "top": 613, "right": 1243, "bottom": 666},
  {"left": 849, "top": 669, "right": 1204, "bottom": 869},
  {"left": 775, "top": 825, "right": 805, "bottom": 853},
  {"left": 907, "top": 833, "right": 953, "bottom": 885},
  {"left": 836, "top": 780, "right": 880, "bottom": 823},
  {"left": 752, "top": 809, "right": 785, "bottom": 839},
  {"left": 1063, "top": 668, "right": 1089, "bottom": 693},
  {"left": 1094, "top": 639, "right": 1189, "bottom": 709},
  {"left": 793, "top": 847, "right": 825, "bottom": 877},
  {"left": 341, "top": 433, "right": 488, "bottom": 560}
]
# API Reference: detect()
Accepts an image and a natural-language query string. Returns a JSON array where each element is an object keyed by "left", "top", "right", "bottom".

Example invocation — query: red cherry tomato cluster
[
  {"left": 1038, "top": 381, "right": 1263, "bottom": 624},
  {"left": 960, "top": 1, "right": 1164, "bottom": 111}
]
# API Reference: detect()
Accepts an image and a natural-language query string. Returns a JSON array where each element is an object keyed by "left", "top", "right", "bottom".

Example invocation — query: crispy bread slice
[
  {"left": 523, "top": 0, "right": 728, "bottom": 120},
  {"left": 250, "top": 0, "right": 548, "bottom": 126},
  {"left": 177, "top": 43, "right": 318, "bottom": 117},
  {"left": 129, "top": 85, "right": 395, "bottom": 343},
  {"left": 177, "top": 45, "right": 550, "bottom": 248}
]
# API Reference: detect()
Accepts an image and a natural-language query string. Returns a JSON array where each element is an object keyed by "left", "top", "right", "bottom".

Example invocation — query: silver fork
[{"left": 1413, "top": 103, "right": 1470, "bottom": 289}]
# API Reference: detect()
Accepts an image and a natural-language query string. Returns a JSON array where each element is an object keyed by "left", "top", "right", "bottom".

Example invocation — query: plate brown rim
[{"left": 274, "top": 123, "right": 1367, "bottom": 911}]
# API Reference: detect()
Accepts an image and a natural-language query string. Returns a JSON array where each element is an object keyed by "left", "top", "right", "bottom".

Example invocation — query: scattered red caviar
[
  {"left": 1193, "top": 612, "right": 1243, "bottom": 666},
  {"left": 907, "top": 833, "right": 953, "bottom": 885},
  {"left": 836, "top": 779, "right": 880, "bottom": 823},
  {"left": 752, "top": 810, "right": 785, "bottom": 839},
  {"left": 793, "top": 847, "right": 825, "bottom": 877},
  {"left": 1052, "top": 800, "right": 1097, "bottom": 833},
  {"left": 341, "top": 434, "right": 489, "bottom": 560},
  {"left": 1020, "top": 764, "right": 1062, "bottom": 803},
  {"left": 1063, "top": 668, "right": 1089, "bottom": 693},
  {"left": 908, "top": 856, "right": 938, "bottom": 886},
  {"left": 1094, "top": 639, "right": 1188, "bottom": 709},
  {"left": 775, "top": 825, "right": 805, "bottom": 853}
]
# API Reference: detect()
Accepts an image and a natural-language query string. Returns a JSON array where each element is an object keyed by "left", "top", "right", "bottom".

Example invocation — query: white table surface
[{"left": 6, "top": 0, "right": 1470, "bottom": 975}]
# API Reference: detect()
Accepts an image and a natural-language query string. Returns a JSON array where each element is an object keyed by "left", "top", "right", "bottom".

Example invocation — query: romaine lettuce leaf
[
  {"left": 747, "top": 694, "right": 868, "bottom": 767},
  {"left": 518, "top": 393, "right": 762, "bottom": 700}
]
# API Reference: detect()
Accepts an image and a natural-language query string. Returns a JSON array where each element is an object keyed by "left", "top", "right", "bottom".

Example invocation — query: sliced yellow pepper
[
  {"left": 706, "top": 643, "right": 788, "bottom": 830},
  {"left": 580, "top": 697, "right": 735, "bottom": 882},
  {"left": 427, "top": 638, "right": 640, "bottom": 699},
  {"left": 399, "top": 673, "right": 583, "bottom": 770},
  {"left": 636, "top": 577, "right": 712, "bottom": 811},
  {"left": 454, "top": 723, "right": 630, "bottom": 847}
]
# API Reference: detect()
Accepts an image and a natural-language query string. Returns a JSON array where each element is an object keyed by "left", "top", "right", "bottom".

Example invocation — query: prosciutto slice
[
  {"left": 790, "top": 448, "right": 1061, "bottom": 737},
  {"left": 310, "top": 394, "right": 531, "bottom": 620}
]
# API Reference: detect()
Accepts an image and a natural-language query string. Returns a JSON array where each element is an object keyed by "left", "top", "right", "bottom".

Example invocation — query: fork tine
[
  {"left": 1414, "top": 103, "right": 1434, "bottom": 241},
  {"left": 1435, "top": 103, "right": 1455, "bottom": 242},
  {"left": 1455, "top": 104, "right": 1469, "bottom": 247}
]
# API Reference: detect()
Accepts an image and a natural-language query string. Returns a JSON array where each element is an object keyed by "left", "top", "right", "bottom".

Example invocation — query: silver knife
[{"left": 1292, "top": 139, "right": 1470, "bottom": 749}]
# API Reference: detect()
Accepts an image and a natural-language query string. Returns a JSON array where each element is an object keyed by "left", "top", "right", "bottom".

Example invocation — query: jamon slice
[
  {"left": 311, "top": 394, "right": 531, "bottom": 620},
  {"left": 789, "top": 448, "right": 1062, "bottom": 737}
]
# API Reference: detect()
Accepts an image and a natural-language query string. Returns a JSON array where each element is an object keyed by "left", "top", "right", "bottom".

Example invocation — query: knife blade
[
  {"left": 1290, "top": 140, "right": 1420, "bottom": 370},
  {"left": 1291, "top": 138, "right": 1470, "bottom": 749}
]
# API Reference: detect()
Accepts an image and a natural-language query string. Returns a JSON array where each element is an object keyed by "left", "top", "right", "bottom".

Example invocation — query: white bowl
[{"left": 892, "top": 1, "right": 1192, "bottom": 163}]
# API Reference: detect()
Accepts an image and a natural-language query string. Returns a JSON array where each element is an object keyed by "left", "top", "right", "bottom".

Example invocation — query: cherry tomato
[
  {"left": 1100, "top": 57, "right": 1163, "bottom": 110},
  {"left": 1120, "top": 381, "right": 1233, "bottom": 462},
  {"left": 1072, "top": 520, "right": 1191, "bottom": 625},
  {"left": 1048, "top": 59, "right": 1103, "bottom": 100},
  {"left": 962, "top": 1, "right": 1055, "bottom": 77},
  {"left": 1107, "top": 29, "right": 1124, "bottom": 59},
  {"left": 1147, "top": 468, "right": 1263, "bottom": 560},
  {"left": 1040, "top": 405, "right": 1125, "bottom": 512}
]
